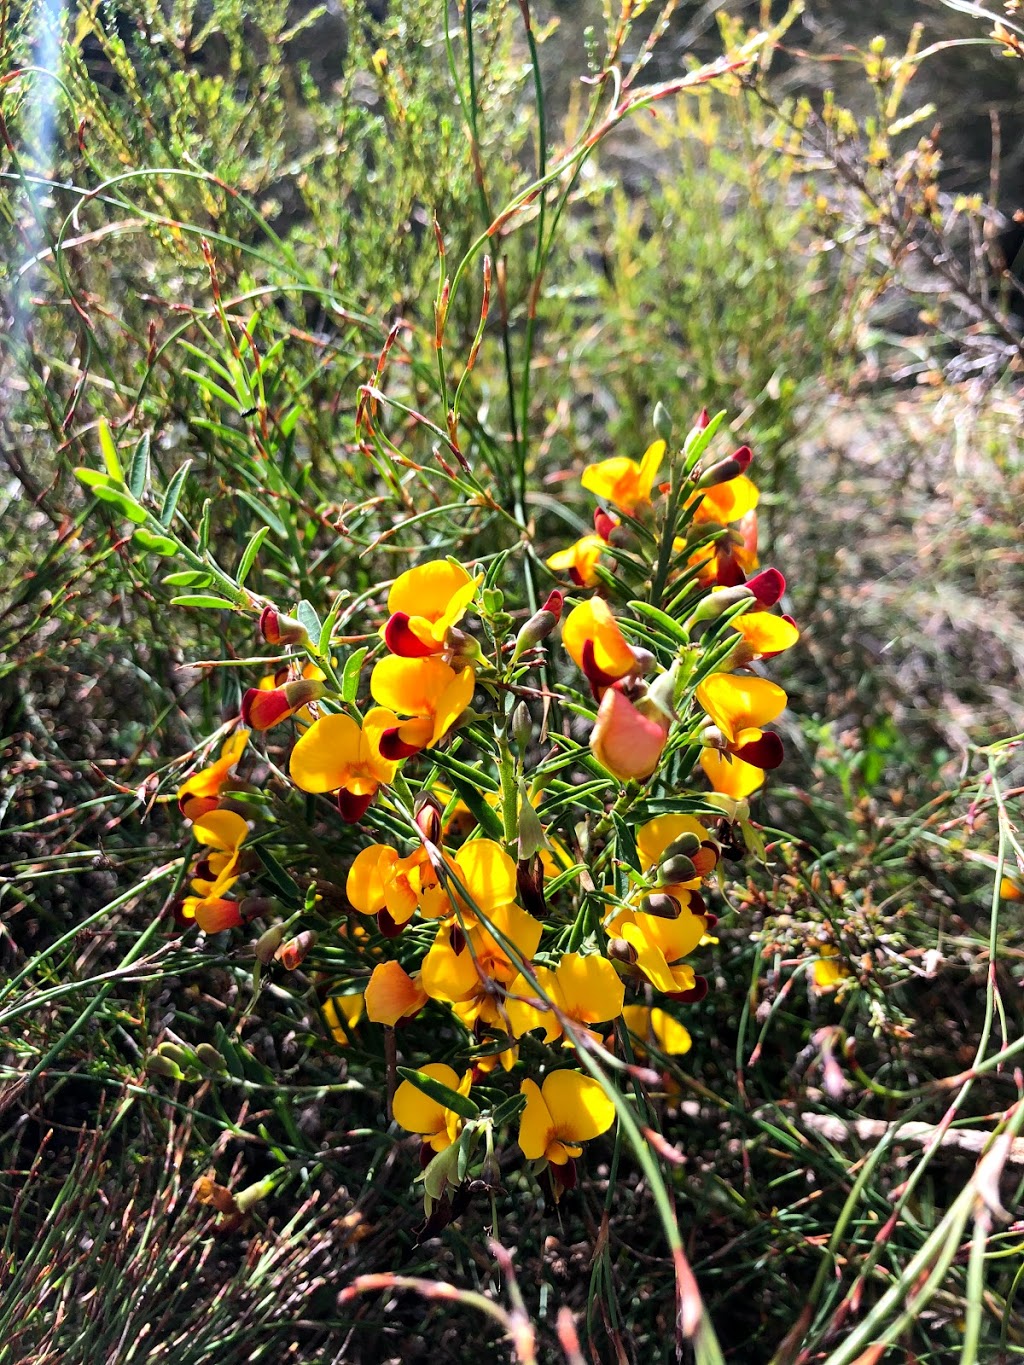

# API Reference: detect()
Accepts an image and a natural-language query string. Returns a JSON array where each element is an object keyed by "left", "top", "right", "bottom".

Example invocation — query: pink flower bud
[
  {"left": 590, "top": 686, "right": 669, "bottom": 782},
  {"left": 276, "top": 930, "right": 317, "bottom": 970},
  {"left": 593, "top": 507, "right": 618, "bottom": 542}
]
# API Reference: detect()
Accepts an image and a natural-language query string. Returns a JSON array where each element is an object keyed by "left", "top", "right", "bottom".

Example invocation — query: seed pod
[
  {"left": 146, "top": 1054, "right": 185, "bottom": 1081},
  {"left": 156, "top": 1041, "right": 192, "bottom": 1068},
  {"left": 640, "top": 892, "right": 682, "bottom": 919}
]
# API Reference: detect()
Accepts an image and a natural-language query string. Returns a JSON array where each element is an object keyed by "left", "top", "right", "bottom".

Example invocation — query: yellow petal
[
  {"left": 388, "top": 561, "right": 473, "bottom": 623},
  {"left": 346, "top": 844, "right": 393, "bottom": 915},
  {"left": 454, "top": 839, "right": 518, "bottom": 912},
  {"left": 554, "top": 953, "right": 624, "bottom": 1026},
  {"left": 371, "top": 655, "right": 457, "bottom": 718},
  {"left": 700, "top": 747, "right": 765, "bottom": 800},
  {"left": 695, "top": 672, "right": 787, "bottom": 743},
  {"left": 691, "top": 474, "right": 759, "bottom": 525},
  {"left": 636, "top": 439, "right": 665, "bottom": 499},
  {"left": 729, "top": 612, "right": 800, "bottom": 656},
  {"left": 636, "top": 814, "right": 709, "bottom": 880},
  {"left": 324, "top": 992, "right": 365, "bottom": 1045},
  {"left": 392, "top": 1061, "right": 460, "bottom": 1137},
  {"left": 421, "top": 924, "right": 483, "bottom": 1003},
  {"left": 364, "top": 961, "right": 428, "bottom": 1024},
  {"left": 562, "top": 598, "right": 636, "bottom": 679},
  {"left": 517, "top": 1077, "right": 555, "bottom": 1160},
  {"left": 191, "top": 808, "right": 248, "bottom": 853},
  {"left": 290, "top": 713, "right": 362, "bottom": 793},
  {"left": 429, "top": 667, "right": 475, "bottom": 745},
  {"left": 542, "top": 1070, "right": 615, "bottom": 1144},
  {"left": 505, "top": 966, "right": 560, "bottom": 1042}
]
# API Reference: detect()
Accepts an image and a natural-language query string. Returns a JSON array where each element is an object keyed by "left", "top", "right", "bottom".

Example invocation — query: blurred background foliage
[{"left": 2, "top": 0, "right": 1024, "bottom": 1360}]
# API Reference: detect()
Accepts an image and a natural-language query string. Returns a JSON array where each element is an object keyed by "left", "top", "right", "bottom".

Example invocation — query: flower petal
[
  {"left": 290, "top": 713, "right": 362, "bottom": 793},
  {"left": 542, "top": 1070, "right": 615, "bottom": 1144},
  {"left": 364, "top": 960, "right": 428, "bottom": 1024},
  {"left": 517, "top": 1077, "right": 555, "bottom": 1160}
]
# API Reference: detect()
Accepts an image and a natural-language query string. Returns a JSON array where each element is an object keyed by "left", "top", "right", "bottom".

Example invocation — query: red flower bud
[
  {"left": 731, "top": 444, "right": 753, "bottom": 471},
  {"left": 276, "top": 930, "right": 317, "bottom": 970},
  {"left": 414, "top": 792, "right": 444, "bottom": 844},
  {"left": 593, "top": 507, "right": 618, "bottom": 542},
  {"left": 378, "top": 726, "right": 423, "bottom": 761},
  {"left": 696, "top": 407, "right": 710, "bottom": 430},
  {"left": 241, "top": 678, "right": 324, "bottom": 731},
  {"left": 258, "top": 606, "right": 309, "bottom": 647}
]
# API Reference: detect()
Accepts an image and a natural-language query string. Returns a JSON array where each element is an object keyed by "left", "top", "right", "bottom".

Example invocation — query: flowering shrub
[{"left": 78, "top": 398, "right": 798, "bottom": 1223}]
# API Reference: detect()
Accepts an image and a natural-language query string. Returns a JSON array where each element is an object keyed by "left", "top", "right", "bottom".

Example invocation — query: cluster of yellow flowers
[{"left": 170, "top": 409, "right": 799, "bottom": 1202}]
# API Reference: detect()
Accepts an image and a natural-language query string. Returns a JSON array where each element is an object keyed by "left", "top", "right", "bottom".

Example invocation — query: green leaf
[
  {"left": 197, "top": 498, "right": 213, "bottom": 553},
  {"left": 318, "top": 594, "right": 348, "bottom": 657},
  {"left": 254, "top": 846, "right": 302, "bottom": 904},
  {"left": 134, "top": 528, "right": 177, "bottom": 556},
  {"left": 612, "top": 812, "right": 640, "bottom": 872},
  {"left": 296, "top": 599, "right": 322, "bottom": 642},
  {"left": 74, "top": 467, "right": 116, "bottom": 491},
  {"left": 163, "top": 570, "right": 214, "bottom": 587},
  {"left": 128, "top": 432, "right": 151, "bottom": 499},
  {"left": 160, "top": 460, "right": 192, "bottom": 527},
  {"left": 170, "top": 594, "right": 237, "bottom": 609},
  {"left": 341, "top": 647, "right": 367, "bottom": 703},
  {"left": 237, "top": 525, "right": 269, "bottom": 586},
  {"left": 490, "top": 1091, "right": 527, "bottom": 1126},
  {"left": 97, "top": 417, "right": 123, "bottom": 480},
  {"left": 92, "top": 485, "right": 148, "bottom": 523},
  {"left": 628, "top": 600, "right": 691, "bottom": 645},
  {"left": 237, "top": 490, "right": 287, "bottom": 538},
  {"left": 429, "top": 758, "right": 503, "bottom": 841},
  {"left": 397, "top": 1067, "right": 479, "bottom": 1120}
]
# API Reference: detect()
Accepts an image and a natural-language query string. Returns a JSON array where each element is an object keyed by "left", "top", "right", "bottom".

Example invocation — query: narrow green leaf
[
  {"left": 170, "top": 594, "right": 237, "bottom": 609},
  {"left": 74, "top": 467, "right": 116, "bottom": 491},
  {"left": 396, "top": 1067, "right": 479, "bottom": 1120},
  {"left": 318, "top": 595, "right": 348, "bottom": 657},
  {"left": 92, "top": 485, "right": 148, "bottom": 523},
  {"left": 160, "top": 460, "right": 192, "bottom": 527},
  {"left": 255, "top": 846, "right": 302, "bottom": 904},
  {"left": 128, "top": 432, "right": 151, "bottom": 499},
  {"left": 296, "top": 599, "right": 322, "bottom": 642},
  {"left": 97, "top": 417, "right": 123, "bottom": 480},
  {"left": 613, "top": 812, "right": 640, "bottom": 871},
  {"left": 237, "top": 525, "right": 269, "bottom": 586},
  {"left": 490, "top": 1091, "right": 527, "bottom": 1126},
  {"left": 197, "top": 498, "right": 213, "bottom": 553},
  {"left": 341, "top": 646, "right": 368, "bottom": 703},
  {"left": 429, "top": 762, "right": 503, "bottom": 841},
  {"left": 163, "top": 569, "right": 214, "bottom": 587},
  {"left": 237, "top": 490, "right": 286, "bottom": 538},
  {"left": 134, "top": 529, "right": 177, "bottom": 556},
  {"left": 628, "top": 599, "right": 691, "bottom": 645}
]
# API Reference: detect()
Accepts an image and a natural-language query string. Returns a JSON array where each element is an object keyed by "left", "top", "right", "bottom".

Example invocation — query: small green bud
[
  {"left": 511, "top": 701, "right": 532, "bottom": 752},
  {"left": 254, "top": 923, "right": 287, "bottom": 965},
  {"left": 156, "top": 1041, "right": 192, "bottom": 1068},
  {"left": 652, "top": 402, "right": 673, "bottom": 442},
  {"left": 195, "top": 1044, "right": 228, "bottom": 1073},
  {"left": 662, "top": 831, "right": 701, "bottom": 860},
  {"left": 146, "top": 1054, "right": 185, "bottom": 1081}
]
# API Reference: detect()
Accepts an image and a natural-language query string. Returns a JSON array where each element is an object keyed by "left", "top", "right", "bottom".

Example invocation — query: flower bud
[
  {"left": 234, "top": 1175, "right": 277, "bottom": 1214},
  {"left": 195, "top": 1044, "right": 228, "bottom": 1073},
  {"left": 241, "top": 678, "right": 324, "bottom": 731},
  {"left": 157, "top": 1041, "right": 192, "bottom": 1069},
  {"left": 254, "top": 923, "right": 287, "bottom": 964},
  {"left": 593, "top": 507, "right": 618, "bottom": 542},
  {"left": 511, "top": 591, "right": 563, "bottom": 662},
  {"left": 414, "top": 791, "right": 443, "bottom": 844},
  {"left": 643, "top": 661, "right": 679, "bottom": 721},
  {"left": 258, "top": 605, "right": 309, "bottom": 647},
  {"left": 607, "top": 937, "right": 638, "bottom": 966},
  {"left": 511, "top": 701, "right": 532, "bottom": 752},
  {"left": 641, "top": 892, "right": 682, "bottom": 919},
  {"left": 659, "top": 855, "right": 697, "bottom": 885},
  {"left": 663, "top": 831, "right": 702, "bottom": 861},
  {"left": 653, "top": 401, "right": 673, "bottom": 442},
  {"left": 685, "top": 585, "right": 755, "bottom": 629},
  {"left": 696, "top": 407, "right": 710, "bottom": 430},
  {"left": 276, "top": 930, "right": 317, "bottom": 970},
  {"left": 146, "top": 1054, "right": 185, "bottom": 1080},
  {"left": 590, "top": 686, "right": 669, "bottom": 782},
  {"left": 695, "top": 446, "right": 752, "bottom": 490}
]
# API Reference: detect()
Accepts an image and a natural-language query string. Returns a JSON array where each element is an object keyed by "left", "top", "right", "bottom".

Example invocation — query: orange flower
[
  {"left": 688, "top": 473, "right": 759, "bottom": 526},
  {"left": 581, "top": 440, "right": 665, "bottom": 515},
  {"left": 364, "top": 961, "right": 429, "bottom": 1024},
  {"left": 289, "top": 708, "right": 401, "bottom": 821},
  {"left": 177, "top": 728, "right": 249, "bottom": 820},
  {"left": 179, "top": 895, "right": 244, "bottom": 933},
  {"left": 562, "top": 598, "right": 642, "bottom": 696},
  {"left": 369, "top": 656, "right": 475, "bottom": 757},
  {"left": 382, "top": 560, "right": 480, "bottom": 657}
]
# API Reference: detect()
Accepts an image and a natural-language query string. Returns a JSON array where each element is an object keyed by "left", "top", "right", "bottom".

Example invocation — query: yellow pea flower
[
  {"left": 562, "top": 598, "right": 639, "bottom": 694},
  {"left": 581, "top": 440, "right": 665, "bottom": 515},
  {"left": 179, "top": 894, "right": 244, "bottom": 933},
  {"left": 393, "top": 1063, "right": 472, "bottom": 1152},
  {"left": 369, "top": 656, "right": 475, "bottom": 757},
  {"left": 289, "top": 708, "right": 401, "bottom": 822},
  {"left": 728, "top": 611, "right": 800, "bottom": 661},
  {"left": 811, "top": 946, "right": 852, "bottom": 992},
  {"left": 323, "top": 992, "right": 365, "bottom": 1045},
  {"left": 177, "top": 728, "right": 249, "bottom": 820},
  {"left": 421, "top": 902, "right": 543, "bottom": 1030},
  {"left": 699, "top": 747, "right": 766, "bottom": 800},
  {"left": 518, "top": 1070, "right": 616, "bottom": 1166},
  {"left": 189, "top": 808, "right": 249, "bottom": 900},
  {"left": 695, "top": 672, "right": 787, "bottom": 743},
  {"left": 609, "top": 905, "right": 704, "bottom": 995},
  {"left": 688, "top": 473, "right": 759, "bottom": 526},
  {"left": 505, "top": 952, "right": 625, "bottom": 1044},
  {"left": 383, "top": 560, "right": 480, "bottom": 657},
  {"left": 546, "top": 534, "right": 608, "bottom": 588}
]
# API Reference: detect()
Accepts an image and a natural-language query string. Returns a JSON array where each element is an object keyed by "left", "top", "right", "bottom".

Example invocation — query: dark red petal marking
[
  {"left": 337, "top": 788, "right": 374, "bottom": 823},
  {"left": 378, "top": 727, "right": 423, "bottom": 761},
  {"left": 383, "top": 612, "right": 437, "bottom": 658},
  {"left": 732, "top": 731, "right": 784, "bottom": 770}
]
